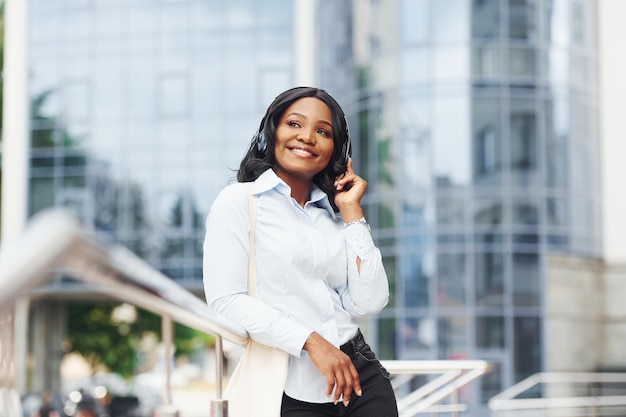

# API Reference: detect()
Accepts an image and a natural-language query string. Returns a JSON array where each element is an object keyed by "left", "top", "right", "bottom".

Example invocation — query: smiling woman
[{"left": 202, "top": 87, "right": 398, "bottom": 416}]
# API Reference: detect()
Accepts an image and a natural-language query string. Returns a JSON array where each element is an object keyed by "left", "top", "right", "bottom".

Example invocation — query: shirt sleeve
[
  {"left": 202, "top": 184, "right": 313, "bottom": 357},
  {"left": 339, "top": 222, "right": 390, "bottom": 316}
]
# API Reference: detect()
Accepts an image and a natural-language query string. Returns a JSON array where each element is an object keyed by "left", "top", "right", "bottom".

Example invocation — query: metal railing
[
  {"left": 0, "top": 209, "right": 491, "bottom": 416},
  {"left": 382, "top": 360, "right": 491, "bottom": 417},
  {"left": 489, "top": 372, "right": 626, "bottom": 417}
]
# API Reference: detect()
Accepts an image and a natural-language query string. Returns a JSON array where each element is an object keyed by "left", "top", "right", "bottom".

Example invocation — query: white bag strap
[{"left": 245, "top": 184, "right": 259, "bottom": 299}]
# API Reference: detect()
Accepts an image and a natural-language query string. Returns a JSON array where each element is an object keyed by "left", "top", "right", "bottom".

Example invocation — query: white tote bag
[{"left": 223, "top": 186, "right": 289, "bottom": 417}]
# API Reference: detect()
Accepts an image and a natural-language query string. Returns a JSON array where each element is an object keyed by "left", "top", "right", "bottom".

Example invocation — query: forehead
[{"left": 281, "top": 97, "right": 332, "bottom": 122}]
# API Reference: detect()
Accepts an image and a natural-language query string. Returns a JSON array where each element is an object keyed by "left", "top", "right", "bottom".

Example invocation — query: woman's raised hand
[{"left": 334, "top": 158, "right": 367, "bottom": 222}]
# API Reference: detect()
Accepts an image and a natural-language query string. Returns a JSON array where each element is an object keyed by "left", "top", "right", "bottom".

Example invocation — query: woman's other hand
[
  {"left": 334, "top": 158, "right": 366, "bottom": 222},
  {"left": 303, "top": 332, "right": 362, "bottom": 407}
]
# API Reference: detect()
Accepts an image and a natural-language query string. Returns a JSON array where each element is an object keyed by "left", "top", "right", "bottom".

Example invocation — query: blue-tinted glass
[
  {"left": 514, "top": 316, "right": 541, "bottom": 381},
  {"left": 438, "top": 316, "right": 468, "bottom": 359},
  {"left": 433, "top": 0, "right": 469, "bottom": 42},
  {"left": 472, "top": 0, "right": 501, "bottom": 39},
  {"left": 475, "top": 252, "right": 505, "bottom": 307},
  {"left": 509, "top": 0, "right": 537, "bottom": 41},
  {"left": 433, "top": 95, "right": 471, "bottom": 186},
  {"left": 512, "top": 253, "right": 540, "bottom": 307},
  {"left": 401, "top": 0, "right": 428, "bottom": 44},
  {"left": 437, "top": 253, "right": 467, "bottom": 306}
]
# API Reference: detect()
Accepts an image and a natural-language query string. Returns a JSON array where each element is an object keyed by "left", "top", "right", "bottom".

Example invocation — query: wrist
[{"left": 338, "top": 204, "right": 364, "bottom": 223}]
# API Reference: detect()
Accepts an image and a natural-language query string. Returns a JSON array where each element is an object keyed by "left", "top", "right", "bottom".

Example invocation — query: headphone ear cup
[
  {"left": 342, "top": 139, "right": 351, "bottom": 164},
  {"left": 256, "top": 131, "right": 267, "bottom": 153}
]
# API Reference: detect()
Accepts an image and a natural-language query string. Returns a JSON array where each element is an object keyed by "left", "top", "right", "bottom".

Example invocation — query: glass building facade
[
  {"left": 349, "top": 0, "right": 600, "bottom": 412},
  {"left": 29, "top": 0, "right": 304, "bottom": 290},
  {"left": 25, "top": 0, "right": 600, "bottom": 414}
]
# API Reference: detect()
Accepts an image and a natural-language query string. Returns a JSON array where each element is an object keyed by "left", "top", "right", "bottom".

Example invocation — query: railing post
[
  {"left": 154, "top": 315, "right": 179, "bottom": 417},
  {"left": 209, "top": 335, "right": 228, "bottom": 417}
]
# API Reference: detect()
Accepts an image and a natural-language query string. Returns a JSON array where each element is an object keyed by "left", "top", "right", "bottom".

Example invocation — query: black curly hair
[{"left": 237, "top": 87, "right": 351, "bottom": 212}]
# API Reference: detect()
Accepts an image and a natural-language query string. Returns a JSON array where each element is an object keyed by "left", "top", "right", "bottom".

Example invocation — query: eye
[
  {"left": 287, "top": 120, "right": 301, "bottom": 128},
  {"left": 317, "top": 128, "right": 332, "bottom": 137}
]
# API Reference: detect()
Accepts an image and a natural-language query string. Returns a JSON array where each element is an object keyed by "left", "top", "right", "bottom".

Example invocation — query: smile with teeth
[{"left": 289, "top": 147, "right": 317, "bottom": 157}]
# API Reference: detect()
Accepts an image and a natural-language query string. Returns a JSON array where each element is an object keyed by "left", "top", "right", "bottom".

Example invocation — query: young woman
[{"left": 203, "top": 87, "right": 398, "bottom": 416}]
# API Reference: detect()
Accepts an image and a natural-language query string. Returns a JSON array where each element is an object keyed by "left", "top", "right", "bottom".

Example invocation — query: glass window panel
[
  {"left": 401, "top": 0, "right": 428, "bottom": 44},
  {"left": 433, "top": 0, "right": 468, "bottom": 42},
  {"left": 473, "top": 46, "right": 501, "bottom": 79},
  {"left": 544, "top": 0, "right": 569, "bottom": 45},
  {"left": 480, "top": 361, "right": 504, "bottom": 403},
  {"left": 158, "top": 75, "right": 189, "bottom": 117},
  {"left": 571, "top": 143, "right": 591, "bottom": 193},
  {"left": 514, "top": 316, "right": 541, "bottom": 380},
  {"left": 399, "top": 96, "right": 430, "bottom": 187},
  {"left": 402, "top": 316, "right": 436, "bottom": 352},
  {"left": 31, "top": 15, "right": 60, "bottom": 43},
  {"left": 437, "top": 253, "right": 466, "bottom": 307},
  {"left": 512, "top": 253, "right": 540, "bottom": 307},
  {"left": 63, "top": 80, "right": 91, "bottom": 123},
  {"left": 571, "top": 54, "right": 589, "bottom": 90},
  {"left": 546, "top": 198, "right": 568, "bottom": 227},
  {"left": 571, "top": 197, "right": 593, "bottom": 233},
  {"left": 159, "top": 2, "right": 190, "bottom": 33},
  {"left": 509, "top": 0, "right": 537, "bottom": 41},
  {"left": 472, "top": 0, "right": 501, "bottom": 39},
  {"left": 438, "top": 316, "right": 468, "bottom": 359},
  {"left": 129, "top": 5, "right": 156, "bottom": 36},
  {"left": 400, "top": 48, "right": 429, "bottom": 86},
  {"left": 571, "top": 1, "right": 586, "bottom": 46},
  {"left": 509, "top": 47, "right": 537, "bottom": 78},
  {"left": 433, "top": 47, "right": 469, "bottom": 82},
  {"left": 377, "top": 317, "right": 397, "bottom": 360},
  {"left": 93, "top": 56, "right": 124, "bottom": 121},
  {"left": 402, "top": 250, "right": 431, "bottom": 308},
  {"left": 436, "top": 197, "right": 465, "bottom": 224},
  {"left": 31, "top": 122, "right": 57, "bottom": 149},
  {"left": 473, "top": 98, "right": 502, "bottom": 182},
  {"left": 474, "top": 198, "right": 503, "bottom": 225},
  {"left": 546, "top": 140, "right": 568, "bottom": 188},
  {"left": 95, "top": 10, "right": 123, "bottom": 38},
  {"left": 433, "top": 96, "right": 470, "bottom": 186},
  {"left": 510, "top": 99, "right": 538, "bottom": 186},
  {"left": 29, "top": 177, "right": 55, "bottom": 214},
  {"left": 476, "top": 316, "right": 504, "bottom": 348},
  {"left": 475, "top": 252, "right": 504, "bottom": 307},
  {"left": 512, "top": 200, "right": 538, "bottom": 225}
]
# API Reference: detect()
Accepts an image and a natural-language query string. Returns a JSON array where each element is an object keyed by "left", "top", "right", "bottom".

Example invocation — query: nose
[{"left": 297, "top": 128, "right": 316, "bottom": 144}]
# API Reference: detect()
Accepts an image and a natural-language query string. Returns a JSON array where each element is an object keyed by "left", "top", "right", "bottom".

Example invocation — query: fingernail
[
  {"left": 357, "top": 389, "right": 362, "bottom": 396},
  {"left": 344, "top": 400, "right": 349, "bottom": 407}
]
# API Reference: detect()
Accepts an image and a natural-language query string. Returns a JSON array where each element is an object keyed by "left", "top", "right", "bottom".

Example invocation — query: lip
[{"left": 287, "top": 145, "right": 318, "bottom": 158}]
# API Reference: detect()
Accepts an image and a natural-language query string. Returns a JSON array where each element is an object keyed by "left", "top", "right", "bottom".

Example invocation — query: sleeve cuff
[{"left": 343, "top": 223, "right": 376, "bottom": 257}]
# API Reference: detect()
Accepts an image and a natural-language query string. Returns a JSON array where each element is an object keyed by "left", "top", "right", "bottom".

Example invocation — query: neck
[{"left": 274, "top": 169, "right": 312, "bottom": 208}]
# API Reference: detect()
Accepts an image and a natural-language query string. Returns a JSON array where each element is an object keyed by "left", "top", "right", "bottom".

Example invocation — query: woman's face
[{"left": 273, "top": 97, "right": 335, "bottom": 184}]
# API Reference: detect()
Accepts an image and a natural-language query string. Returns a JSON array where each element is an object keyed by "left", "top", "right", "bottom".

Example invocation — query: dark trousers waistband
[{"left": 340, "top": 329, "right": 366, "bottom": 357}]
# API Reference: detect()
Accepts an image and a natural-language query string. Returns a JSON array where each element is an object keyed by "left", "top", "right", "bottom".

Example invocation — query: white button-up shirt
[{"left": 203, "top": 169, "right": 389, "bottom": 403}]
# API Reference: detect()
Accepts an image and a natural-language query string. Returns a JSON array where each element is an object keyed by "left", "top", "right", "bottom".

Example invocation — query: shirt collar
[{"left": 252, "top": 169, "right": 336, "bottom": 218}]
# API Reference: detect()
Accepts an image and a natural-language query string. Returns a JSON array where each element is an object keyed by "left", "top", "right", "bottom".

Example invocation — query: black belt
[{"left": 339, "top": 329, "right": 366, "bottom": 357}]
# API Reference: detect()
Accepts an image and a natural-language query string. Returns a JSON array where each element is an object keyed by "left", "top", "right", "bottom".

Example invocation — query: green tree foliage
[{"left": 66, "top": 302, "right": 215, "bottom": 378}]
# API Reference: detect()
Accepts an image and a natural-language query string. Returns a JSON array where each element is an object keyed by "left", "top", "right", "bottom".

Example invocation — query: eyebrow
[{"left": 286, "top": 112, "right": 333, "bottom": 128}]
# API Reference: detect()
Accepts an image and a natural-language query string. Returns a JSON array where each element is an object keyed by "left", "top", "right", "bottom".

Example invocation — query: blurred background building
[{"left": 2, "top": 0, "right": 626, "bottom": 416}]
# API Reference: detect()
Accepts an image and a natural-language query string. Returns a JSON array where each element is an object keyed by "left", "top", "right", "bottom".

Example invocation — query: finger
[
  {"left": 333, "top": 372, "right": 346, "bottom": 405},
  {"left": 325, "top": 375, "right": 335, "bottom": 399},
  {"left": 346, "top": 157, "right": 354, "bottom": 173},
  {"left": 342, "top": 364, "right": 361, "bottom": 406},
  {"left": 351, "top": 365, "right": 362, "bottom": 397}
]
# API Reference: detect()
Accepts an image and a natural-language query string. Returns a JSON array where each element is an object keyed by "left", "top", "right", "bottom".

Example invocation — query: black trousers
[{"left": 281, "top": 330, "right": 398, "bottom": 417}]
